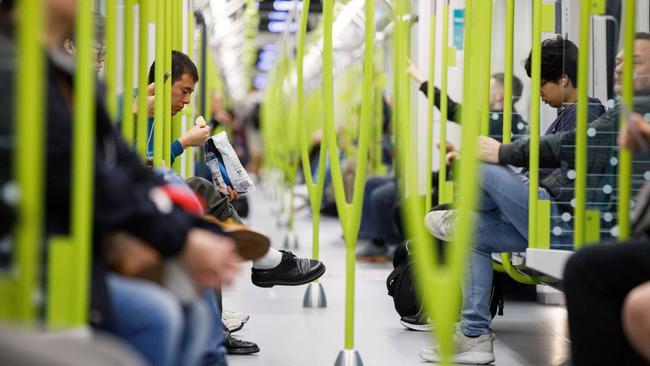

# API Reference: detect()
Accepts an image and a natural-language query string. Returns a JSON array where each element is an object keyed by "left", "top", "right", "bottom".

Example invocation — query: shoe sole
[
  {"left": 356, "top": 255, "right": 386, "bottom": 263},
  {"left": 252, "top": 263, "right": 326, "bottom": 288},
  {"left": 226, "top": 345, "right": 260, "bottom": 355},
  {"left": 400, "top": 319, "right": 433, "bottom": 332},
  {"left": 226, "top": 321, "right": 244, "bottom": 333},
  {"left": 420, "top": 351, "right": 494, "bottom": 364},
  {"left": 227, "top": 229, "right": 271, "bottom": 261}
]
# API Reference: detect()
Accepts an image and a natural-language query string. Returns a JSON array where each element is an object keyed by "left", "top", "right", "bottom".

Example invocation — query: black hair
[
  {"left": 524, "top": 35, "right": 578, "bottom": 86},
  {"left": 148, "top": 50, "right": 199, "bottom": 84},
  {"left": 491, "top": 73, "right": 523, "bottom": 104}
]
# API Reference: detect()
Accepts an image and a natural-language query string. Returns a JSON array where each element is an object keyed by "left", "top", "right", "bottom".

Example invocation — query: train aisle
[{"left": 224, "top": 188, "right": 572, "bottom": 366}]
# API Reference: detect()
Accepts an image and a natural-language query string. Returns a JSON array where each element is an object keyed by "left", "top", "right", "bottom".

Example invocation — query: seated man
[
  {"left": 0, "top": 2, "right": 242, "bottom": 366},
  {"left": 419, "top": 34, "right": 636, "bottom": 364},
  {"left": 563, "top": 34, "right": 650, "bottom": 364}
]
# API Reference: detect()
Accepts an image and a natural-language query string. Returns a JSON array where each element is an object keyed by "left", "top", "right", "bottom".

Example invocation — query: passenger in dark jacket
[
  {"left": 418, "top": 38, "right": 616, "bottom": 365},
  {"left": 0, "top": 2, "right": 239, "bottom": 365}
]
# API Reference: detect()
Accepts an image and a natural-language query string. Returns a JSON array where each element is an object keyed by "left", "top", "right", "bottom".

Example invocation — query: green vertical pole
[
  {"left": 71, "top": 0, "right": 95, "bottom": 326},
  {"left": 105, "top": 0, "right": 118, "bottom": 121},
  {"left": 1, "top": 0, "right": 45, "bottom": 322},
  {"left": 136, "top": 0, "right": 150, "bottom": 157},
  {"left": 184, "top": 4, "right": 196, "bottom": 178},
  {"left": 122, "top": 0, "right": 136, "bottom": 144},
  {"left": 438, "top": 2, "right": 450, "bottom": 204},
  {"left": 480, "top": 0, "right": 493, "bottom": 137},
  {"left": 617, "top": 0, "right": 636, "bottom": 242},
  {"left": 163, "top": 0, "right": 172, "bottom": 166},
  {"left": 502, "top": 0, "right": 514, "bottom": 144},
  {"left": 425, "top": 4, "right": 437, "bottom": 211},
  {"left": 297, "top": 0, "right": 327, "bottom": 261},
  {"left": 154, "top": 0, "right": 165, "bottom": 167},
  {"left": 573, "top": 0, "right": 592, "bottom": 248},
  {"left": 172, "top": 0, "right": 182, "bottom": 173},
  {"left": 527, "top": 0, "right": 542, "bottom": 248}
]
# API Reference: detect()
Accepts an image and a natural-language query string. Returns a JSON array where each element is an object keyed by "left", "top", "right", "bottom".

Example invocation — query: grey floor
[{"left": 225, "top": 188, "right": 571, "bottom": 366}]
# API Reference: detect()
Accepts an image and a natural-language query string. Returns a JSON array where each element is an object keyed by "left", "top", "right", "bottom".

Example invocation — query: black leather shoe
[
  {"left": 251, "top": 250, "right": 326, "bottom": 288},
  {"left": 223, "top": 329, "right": 260, "bottom": 355},
  {"left": 400, "top": 309, "right": 433, "bottom": 332}
]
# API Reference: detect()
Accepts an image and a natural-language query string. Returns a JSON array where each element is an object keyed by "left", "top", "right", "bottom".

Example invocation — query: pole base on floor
[
  {"left": 303, "top": 282, "right": 327, "bottom": 308},
  {"left": 283, "top": 230, "right": 299, "bottom": 249},
  {"left": 334, "top": 349, "right": 363, "bottom": 366}
]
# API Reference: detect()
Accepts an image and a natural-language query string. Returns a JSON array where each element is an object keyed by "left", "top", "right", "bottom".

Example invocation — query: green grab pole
[
  {"left": 573, "top": 0, "right": 592, "bottom": 248},
  {"left": 137, "top": 0, "right": 150, "bottom": 157},
  {"left": 105, "top": 0, "right": 118, "bottom": 121},
  {"left": 70, "top": 0, "right": 95, "bottom": 326},
  {"left": 527, "top": 0, "right": 542, "bottom": 249},
  {"left": 322, "top": 0, "right": 375, "bottom": 350},
  {"left": 425, "top": 5, "right": 437, "bottom": 211},
  {"left": 184, "top": 6, "right": 196, "bottom": 178},
  {"left": 438, "top": 2, "right": 450, "bottom": 204},
  {"left": 617, "top": 0, "right": 636, "bottom": 242},
  {"left": 479, "top": 0, "right": 493, "bottom": 137},
  {"left": 163, "top": 0, "right": 172, "bottom": 166},
  {"left": 154, "top": 0, "right": 165, "bottom": 167},
  {"left": 122, "top": 0, "right": 136, "bottom": 144},
  {"left": 409, "top": 0, "right": 486, "bottom": 363},
  {"left": 171, "top": 0, "right": 182, "bottom": 173},
  {"left": 502, "top": 0, "right": 514, "bottom": 144},
  {"left": 296, "top": 0, "right": 327, "bottom": 261},
  {"left": 1, "top": 0, "right": 45, "bottom": 323}
]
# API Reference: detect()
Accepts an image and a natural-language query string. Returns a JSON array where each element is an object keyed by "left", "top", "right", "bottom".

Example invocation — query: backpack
[{"left": 386, "top": 240, "right": 504, "bottom": 318}]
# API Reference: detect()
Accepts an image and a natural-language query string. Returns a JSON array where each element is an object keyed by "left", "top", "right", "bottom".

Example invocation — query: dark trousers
[{"left": 564, "top": 240, "right": 650, "bottom": 366}]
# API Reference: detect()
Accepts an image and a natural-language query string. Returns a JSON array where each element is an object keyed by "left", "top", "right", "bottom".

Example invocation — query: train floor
[{"left": 224, "top": 188, "right": 572, "bottom": 366}]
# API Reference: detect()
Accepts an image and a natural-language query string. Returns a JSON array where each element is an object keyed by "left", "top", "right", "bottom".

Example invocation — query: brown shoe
[{"left": 202, "top": 215, "right": 271, "bottom": 260}]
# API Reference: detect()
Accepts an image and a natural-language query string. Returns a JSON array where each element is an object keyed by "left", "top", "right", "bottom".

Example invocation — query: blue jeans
[
  {"left": 107, "top": 274, "right": 212, "bottom": 366},
  {"left": 203, "top": 289, "right": 228, "bottom": 366},
  {"left": 358, "top": 176, "right": 400, "bottom": 245},
  {"left": 460, "top": 164, "right": 569, "bottom": 336}
]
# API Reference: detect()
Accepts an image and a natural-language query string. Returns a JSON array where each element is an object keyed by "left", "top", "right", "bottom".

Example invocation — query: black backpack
[{"left": 386, "top": 241, "right": 504, "bottom": 318}]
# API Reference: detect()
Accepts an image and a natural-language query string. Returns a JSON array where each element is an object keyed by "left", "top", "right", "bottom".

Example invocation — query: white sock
[{"left": 252, "top": 248, "right": 283, "bottom": 269}]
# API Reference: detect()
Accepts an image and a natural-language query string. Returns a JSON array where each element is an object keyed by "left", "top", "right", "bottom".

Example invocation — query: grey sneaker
[
  {"left": 424, "top": 210, "right": 458, "bottom": 241},
  {"left": 420, "top": 328, "right": 495, "bottom": 364},
  {"left": 222, "top": 309, "right": 250, "bottom": 333}
]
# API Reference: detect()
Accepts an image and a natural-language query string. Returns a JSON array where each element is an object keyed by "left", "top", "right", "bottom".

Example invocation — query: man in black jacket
[
  {"left": 0, "top": 1, "right": 241, "bottom": 365},
  {"left": 420, "top": 34, "right": 650, "bottom": 364}
]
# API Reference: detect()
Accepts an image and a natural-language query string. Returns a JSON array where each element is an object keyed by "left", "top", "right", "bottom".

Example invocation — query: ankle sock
[{"left": 252, "top": 248, "right": 283, "bottom": 269}]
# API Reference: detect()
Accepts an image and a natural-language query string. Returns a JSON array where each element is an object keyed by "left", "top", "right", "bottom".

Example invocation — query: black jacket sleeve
[
  {"left": 498, "top": 107, "right": 620, "bottom": 169},
  {"left": 419, "top": 81, "right": 462, "bottom": 122}
]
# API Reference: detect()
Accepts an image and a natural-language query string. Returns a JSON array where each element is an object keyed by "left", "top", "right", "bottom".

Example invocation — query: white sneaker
[
  {"left": 222, "top": 309, "right": 250, "bottom": 333},
  {"left": 420, "top": 328, "right": 495, "bottom": 364},
  {"left": 424, "top": 210, "right": 458, "bottom": 241}
]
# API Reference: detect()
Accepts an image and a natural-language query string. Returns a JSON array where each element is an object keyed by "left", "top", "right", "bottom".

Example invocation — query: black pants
[{"left": 564, "top": 240, "right": 650, "bottom": 366}]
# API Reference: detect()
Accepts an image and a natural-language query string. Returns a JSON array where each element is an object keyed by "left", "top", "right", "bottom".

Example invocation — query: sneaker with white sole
[
  {"left": 222, "top": 309, "right": 250, "bottom": 333},
  {"left": 424, "top": 210, "right": 458, "bottom": 241},
  {"left": 420, "top": 328, "right": 495, "bottom": 364}
]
